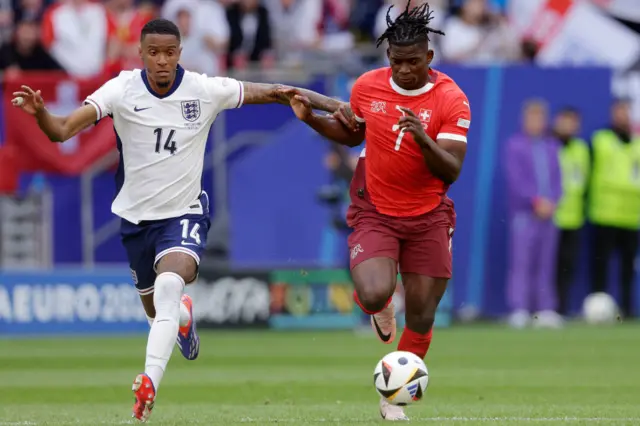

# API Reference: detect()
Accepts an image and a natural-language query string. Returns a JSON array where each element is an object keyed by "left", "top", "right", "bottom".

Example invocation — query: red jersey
[{"left": 350, "top": 67, "right": 471, "bottom": 217}]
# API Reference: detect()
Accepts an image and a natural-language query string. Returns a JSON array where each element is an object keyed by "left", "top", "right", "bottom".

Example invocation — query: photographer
[{"left": 317, "top": 143, "right": 360, "bottom": 266}]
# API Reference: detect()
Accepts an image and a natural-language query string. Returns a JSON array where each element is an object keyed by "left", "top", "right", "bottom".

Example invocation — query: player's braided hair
[{"left": 376, "top": 2, "right": 445, "bottom": 48}]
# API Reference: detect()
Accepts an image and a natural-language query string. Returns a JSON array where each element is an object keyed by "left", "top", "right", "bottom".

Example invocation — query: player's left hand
[{"left": 397, "top": 107, "right": 428, "bottom": 146}]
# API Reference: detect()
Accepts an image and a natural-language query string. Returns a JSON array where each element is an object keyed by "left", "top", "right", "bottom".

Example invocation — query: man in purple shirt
[{"left": 504, "top": 100, "right": 563, "bottom": 328}]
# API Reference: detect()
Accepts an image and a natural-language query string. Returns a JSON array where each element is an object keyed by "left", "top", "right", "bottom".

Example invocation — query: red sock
[
  {"left": 353, "top": 290, "right": 392, "bottom": 315},
  {"left": 397, "top": 327, "right": 433, "bottom": 359}
]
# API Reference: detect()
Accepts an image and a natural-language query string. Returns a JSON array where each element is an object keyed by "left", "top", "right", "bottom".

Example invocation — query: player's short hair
[
  {"left": 523, "top": 99, "right": 548, "bottom": 114},
  {"left": 557, "top": 106, "right": 580, "bottom": 117},
  {"left": 140, "top": 18, "right": 181, "bottom": 43},
  {"left": 376, "top": 1, "right": 445, "bottom": 48}
]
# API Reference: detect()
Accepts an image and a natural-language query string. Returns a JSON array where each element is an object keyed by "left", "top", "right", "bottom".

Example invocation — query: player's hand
[
  {"left": 534, "top": 198, "right": 555, "bottom": 220},
  {"left": 12, "top": 85, "right": 45, "bottom": 116},
  {"left": 289, "top": 93, "right": 313, "bottom": 121},
  {"left": 333, "top": 103, "right": 360, "bottom": 132},
  {"left": 397, "top": 107, "right": 428, "bottom": 146},
  {"left": 276, "top": 86, "right": 300, "bottom": 102}
]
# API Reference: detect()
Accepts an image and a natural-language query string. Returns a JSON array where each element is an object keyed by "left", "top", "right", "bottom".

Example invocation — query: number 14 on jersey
[{"left": 154, "top": 128, "right": 178, "bottom": 155}]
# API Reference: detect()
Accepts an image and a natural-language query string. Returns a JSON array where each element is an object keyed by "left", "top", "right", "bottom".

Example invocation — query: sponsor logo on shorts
[
  {"left": 130, "top": 269, "right": 138, "bottom": 285},
  {"left": 351, "top": 244, "right": 364, "bottom": 260},
  {"left": 448, "top": 227, "right": 454, "bottom": 253}
]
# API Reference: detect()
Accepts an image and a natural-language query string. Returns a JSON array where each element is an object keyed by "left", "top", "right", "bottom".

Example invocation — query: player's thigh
[
  {"left": 399, "top": 221, "right": 454, "bottom": 279},
  {"left": 120, "top": 219, "right": 157, "bottom": 317},
  {"left": 402, "top": 273, "right": 448, "bottom": 334},
  {"left": 155, "top": 213, "right": 211, "bottom": 284},
  {"left": 348, "top": 219, "right": 400, "bottom": 305}
]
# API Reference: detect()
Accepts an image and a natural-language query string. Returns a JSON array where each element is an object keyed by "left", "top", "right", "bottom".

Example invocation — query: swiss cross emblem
[
  {"left": 371, "top": 100, "right": 387, "bottom": 114},
  {"left": 419, "top": 109, "right": 432, "bottom": 122}
]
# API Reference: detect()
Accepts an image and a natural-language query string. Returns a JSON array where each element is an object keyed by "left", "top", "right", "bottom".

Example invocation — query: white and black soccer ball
[
  {"left": 582, "top": 292, "right": 619, "bottom": 325},
  {"left": 373, "top": 351, "right": 429, "bottom": 406}
]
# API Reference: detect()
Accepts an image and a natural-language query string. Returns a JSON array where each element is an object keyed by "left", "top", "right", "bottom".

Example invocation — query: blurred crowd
[
  {"left": 0, "top": 0, "right": 541, "bottom": 79},
  {"left": 505, "top": 98, "right": 639, "bottom": 327}
]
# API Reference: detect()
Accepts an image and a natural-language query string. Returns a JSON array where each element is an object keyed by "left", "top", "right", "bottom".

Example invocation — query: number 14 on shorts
[{"left": 180, "top": 219, "right": 201, "bottom": 247}]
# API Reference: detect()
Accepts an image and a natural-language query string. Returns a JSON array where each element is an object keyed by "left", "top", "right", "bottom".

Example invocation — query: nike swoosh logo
[
  {"left": 371, "top": 315, "right": 392, "bottom": 342},
  {"left": 134, "top": 106, "right": 151, "bottom": 112},
  {"left": 181, "top": 241, "right": 199, "bottom": 247}
]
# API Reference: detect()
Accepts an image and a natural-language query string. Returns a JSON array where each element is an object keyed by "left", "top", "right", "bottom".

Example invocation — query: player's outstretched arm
[
  {"left": 12, "top": 85, "right": 97, "bottom": 143},
  {"left": 241, "top": 82, "right": 341, "bottom": 113},
  {"left": 288, "top": 94, "right": 365, "bottom": 147}
]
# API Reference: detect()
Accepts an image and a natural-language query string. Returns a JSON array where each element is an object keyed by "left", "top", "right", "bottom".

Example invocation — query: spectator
[
  {"left": 41, "top": 0, "right": 110, "bottom": 78},
  {"left": 13, "top": 0, "right": 48, "bottom": 22},
  {"left": 504, "top": 100, "right": 563, "bottom": 329},
  {"left": 172, "top": 8, "right": 216, "bottom": 75},
  {"left": 0, "top": 19, "right": 61, "bottom": 74},
  {"left": 440, "top": 0, "right": 519, "bottom": 64},
  {"left": 0, "top": 0, "right": 13, "bottom": 44},
  {"left": 226, "top": 0, "right": 273, "bottom": 70},
  {"left": 163, "top": 0, "right": 228, "bottom": 75},
  {"left": 105, "top": 0, "right": 155, "bottom": 74},
  {"left": 349, "top": 0, "right": 383, "bottom": 41},
  {"left": 265, "top": 0, "right": 322, "bottom": 67},
  {"left": 319, "top": 0, "right": 354, "bottom": 52},
  {"left": 588, "top": 99, "right": 640, "bottom": 318},
  {"left": 553, "top": 107, "right": 589, "bottom": 316}
]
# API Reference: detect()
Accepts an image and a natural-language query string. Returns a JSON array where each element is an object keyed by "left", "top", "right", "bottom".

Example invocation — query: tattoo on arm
[
  {"left": 241, "top": 82, "right": 286, "bottom": 105},
  {"left": 241, "top": 82, "right": 342, "bottom": 113}
]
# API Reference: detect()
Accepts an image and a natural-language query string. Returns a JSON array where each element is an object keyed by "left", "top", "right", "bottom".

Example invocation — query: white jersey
[{"left": 84, "top": 65, "right": 244, "bottom": 224}]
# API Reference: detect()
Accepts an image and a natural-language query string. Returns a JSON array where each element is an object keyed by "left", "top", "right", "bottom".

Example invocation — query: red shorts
[{"left": 347, "top": 198, "right": 456, "bottom": 279}]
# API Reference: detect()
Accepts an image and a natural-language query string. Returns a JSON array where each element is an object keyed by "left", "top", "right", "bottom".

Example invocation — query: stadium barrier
[
  {"left": 194, "top": 268, "right": 451, "bottom": 331},
  {"left": 0, "top": 269, "right": 148, "bottom": 336},
  {"left": 0, "top": 268, "right": 451, "bottom": 336}
]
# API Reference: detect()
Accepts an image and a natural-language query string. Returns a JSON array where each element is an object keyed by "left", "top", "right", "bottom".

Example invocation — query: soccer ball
[
  {"left": 373, "top": 351, "right": 429, "bottom": 406},
  {"left": 582, "top": 292, "right": 619, "bottom": 324}
]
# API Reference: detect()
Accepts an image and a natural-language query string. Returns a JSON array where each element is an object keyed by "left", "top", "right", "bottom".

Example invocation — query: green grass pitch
[{"left": 1, "top": 324, "right": 639, "bottom": 425}]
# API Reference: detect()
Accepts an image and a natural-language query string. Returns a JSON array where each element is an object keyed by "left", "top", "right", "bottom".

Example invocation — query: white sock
[
  {"left": 179, "top": 301, "right": 191, "bottom": 327},
  {"left": 146, "top": 315, "right": 154, "bottom": 328},
  {"left": 145, "top": 272, "right": 184, "bottom": 390}
]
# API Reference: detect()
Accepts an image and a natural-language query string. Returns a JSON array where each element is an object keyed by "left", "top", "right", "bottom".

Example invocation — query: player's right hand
[
  {"left": 12, "top": 85, "right": 45, "bottom": 116},
  {"left": 333, "top": 103, "right": 360, "bottom": 132},
  {"left": 534, "top": 198, "right": 555, "bottom": 220},
  {"left": 289, "top": 94, "right": 313, "bottom": 121}
]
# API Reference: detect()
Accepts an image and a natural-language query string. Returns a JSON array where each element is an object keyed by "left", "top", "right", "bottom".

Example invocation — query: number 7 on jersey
[{"left": 391, "top": 106, "right": 408, "bottom": 151}]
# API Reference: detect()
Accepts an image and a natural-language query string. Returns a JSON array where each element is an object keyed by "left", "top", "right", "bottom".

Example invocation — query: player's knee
[
  {"left": 405, "top": 310, "right": 435, "bottom": 334},
  {"left": 356, "top": 285, "right": 394, "bottom": 313},
  {"left": 153, "top": 272, "right": 184, "bottom": 312},
  {"left": 156, "top": 252, "right": 198, "bottom": 283}
]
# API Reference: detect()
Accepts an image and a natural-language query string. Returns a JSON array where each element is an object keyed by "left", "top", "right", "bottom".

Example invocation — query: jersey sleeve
[
  {"left": 205, "top": 76, "right": 244, "bottom": 111},
  {"left": 437, "top": 91, "right": 471, "bottom": 143},
  {"left": 84, "top": 76, "right": 123, "bottom": 122},
  {"left": 349, "top": 76, "right": 366, "bottom": 124}
]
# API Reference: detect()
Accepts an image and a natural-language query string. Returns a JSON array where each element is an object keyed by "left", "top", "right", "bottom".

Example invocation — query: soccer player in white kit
[{"left": 11, "top": 19, "right": 344, "bottom": 422}]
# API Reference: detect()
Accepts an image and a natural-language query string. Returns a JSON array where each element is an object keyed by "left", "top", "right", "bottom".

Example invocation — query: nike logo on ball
[{"left": 134, "top": 106, "right": 151, "bottom": 112}]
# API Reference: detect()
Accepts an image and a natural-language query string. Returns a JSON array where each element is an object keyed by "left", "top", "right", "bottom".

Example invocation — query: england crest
[{"left": 181, "top": 100, "right": 201, "bottom": 122}]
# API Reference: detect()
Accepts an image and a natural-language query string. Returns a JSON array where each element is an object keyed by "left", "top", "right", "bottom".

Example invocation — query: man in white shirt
[{"left": 11, "top": 18, "right": 342, "bottom": 423}]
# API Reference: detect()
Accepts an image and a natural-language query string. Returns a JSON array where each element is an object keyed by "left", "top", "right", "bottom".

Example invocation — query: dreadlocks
[{"left": 376, "top": 2, "right": 445, "bottom": 48}]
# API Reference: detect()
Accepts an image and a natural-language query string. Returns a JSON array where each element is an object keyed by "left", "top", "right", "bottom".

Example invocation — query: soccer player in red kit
[{"left": 288, "top": 2, "right": 470, "bottom": 420}]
